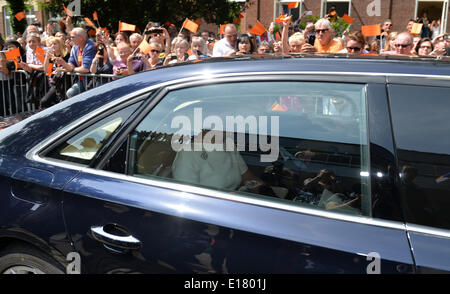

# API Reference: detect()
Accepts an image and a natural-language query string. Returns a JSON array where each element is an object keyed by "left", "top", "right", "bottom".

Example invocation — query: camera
[
  {"left": 308, "top": 33, "right": 316, "bottom": 46},
  {"left": 132, "top": 56, "right": 142, "bottom": 60},
  {"left": 444, "top": 34, "right": 450, "bottom": 40},
  {"left": 146, "top": 28, "right": 163, "bottom": 35},
  {"left": 171, "top": 55, "right": 177, "bottom": 60},
  {"left": 97, "top": 45, "right": 104, "bottom": 55}
]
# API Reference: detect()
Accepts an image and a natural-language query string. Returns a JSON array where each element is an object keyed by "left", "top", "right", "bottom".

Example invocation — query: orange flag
[
  {"left": 271, "top": 102, "right": 287, "bottom": 111},
  {"left": 4, "top": 48, "right": 21, "bottom": 71},
  {"left": 183, "top": 18, "right": 199, "bottom": 33},
  {"left": 275, "top": 32, "right": 282, "bottom": 41},
  {"left": 233, "top": 18, "right": 240, "bottom": 25},
  {"left": 93, "top": 11, "right": 98, "bottom": 21},
  {"left": 63, "top": 4, "right": 73, "bottom": 17},
  {"left": 248, "top": 21, "right": 266, "bottom": 36},
  {"left": 220, "top": 24, "right": 226, "bottom": 35},
  {"left": 35, "top": 47, "right": 45, "bottom": 63},
  {"left": 46, "top": 63, "right": 54, "bottom": 77},
  {"left": 288, "top": 2, "right": 299, "bottom": 9},
  {"left": 410, "top": 23, "right": 423, "bottom": 35},
  {"left": 361, "top": 24, "right": 381, "bottom": 37},
  {"left": 119, "top": 21, "right": 136, "bottom": 32},
  {"left": 84, "top": 17, "right": 96, "bottom": 28},
  {"left": 4, "top": 48, "right": 21, "bottom": 61},
  {"left": 342, "top": 14, "right": 354, "bottom": 24},
  {"left": 138, "top": 39, "right": 152, "bottom": 55},
  {"left": 275, "top": 14, "right": 290, "bottom": 23},
  {"left": 15, "top": 11, "right": 26, "bottom": 22}
]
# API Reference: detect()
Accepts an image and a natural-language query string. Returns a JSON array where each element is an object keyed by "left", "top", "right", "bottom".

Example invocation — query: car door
[
  {"left": 387, "top": 81, "right": 450, "bottom": 273},
  {"left": 59, "top": 75, "right": 415, "bottom": 274}
]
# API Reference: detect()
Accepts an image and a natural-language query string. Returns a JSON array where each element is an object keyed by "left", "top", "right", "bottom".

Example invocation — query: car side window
[
  {"left": 104, "top": 82, "right": 371, "bottom": 216},
  {"left": 45, "top": 103, "right": 141, "bottom": 165},
  {"left": 389, "top": 85, "right": 450, "bottom": 230}
]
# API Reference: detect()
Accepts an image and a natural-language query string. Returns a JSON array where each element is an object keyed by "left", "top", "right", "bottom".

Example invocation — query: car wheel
[{"left": 0, "top": 243, "right": 65, "bottom": 274}]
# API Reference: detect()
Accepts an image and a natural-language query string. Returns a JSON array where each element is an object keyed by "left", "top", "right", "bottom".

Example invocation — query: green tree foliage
[
  {"left": 48, "top": 0, "right": 242, "bottom": 33},
  {"left": 6, "top": 0, "right": 27, "bottom": 34}
]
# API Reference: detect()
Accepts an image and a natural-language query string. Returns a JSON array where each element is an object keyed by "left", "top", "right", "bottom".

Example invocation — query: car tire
[{"left": 0, "top": 243, "right": 65, "bottom": 274}]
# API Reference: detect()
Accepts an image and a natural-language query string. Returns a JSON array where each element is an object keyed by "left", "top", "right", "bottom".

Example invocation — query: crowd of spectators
[{"left": 1, "top": 11, "right": 450, "bottom": 115}]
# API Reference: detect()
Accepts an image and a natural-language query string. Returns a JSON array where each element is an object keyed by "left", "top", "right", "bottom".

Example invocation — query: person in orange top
[{"left": 301, "top": 18, "right": 343, "bottom": 53}]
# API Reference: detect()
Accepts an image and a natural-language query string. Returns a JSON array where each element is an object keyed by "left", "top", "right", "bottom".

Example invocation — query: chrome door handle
[{"left": 90, "top": 224, "right": 141, "bottom": 250}]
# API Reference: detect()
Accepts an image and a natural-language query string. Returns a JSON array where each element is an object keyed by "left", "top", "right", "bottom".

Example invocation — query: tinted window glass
[
  {"left": 105, "top": 82, "right": 370, "bottom": 216},
  {"left": 390, "top": 85, "right": 450, "bottom": 230},
  {"left": 46, "top": 103, "right": 140, "bottom": 165}
]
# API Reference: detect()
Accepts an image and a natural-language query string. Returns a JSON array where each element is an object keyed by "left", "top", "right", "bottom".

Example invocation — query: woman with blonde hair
[
  {"left": 382, "top": 31, "right": 398, "bottom": 53},
  {"left": 189, "top": 36, "right": 208, "bottom": 60},
  {"left": 41, "top": 36, "right": 70, "bottom": 107}
]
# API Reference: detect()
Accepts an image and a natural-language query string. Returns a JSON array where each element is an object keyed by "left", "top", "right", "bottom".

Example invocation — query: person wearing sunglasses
[
  {"left": 147, "top": 42, "right": 164, "bottom": 69},
  {"left": 338, "top": 31, "right": 369, "bottom": 54},
  {"left": 415, "top": 38, "right": 434, "bottom": 56},
  {"left": 301, "top": 18, "right": 343, "bottom": 54},
  {"left": 393, "top": 32, "right": 415, "bottom": 56}
]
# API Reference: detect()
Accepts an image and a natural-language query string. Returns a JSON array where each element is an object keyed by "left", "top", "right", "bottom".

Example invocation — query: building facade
[
  {"left": 241, "top": 0, "right": 450, "bottom": 34},
  {"left": 0, "top": 0, "right": 47, "bottom": 38}
]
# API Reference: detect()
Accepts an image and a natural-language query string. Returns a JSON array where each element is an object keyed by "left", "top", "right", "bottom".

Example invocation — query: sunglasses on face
[
  {"left": 315, "top": 29, "right": 329, "bottom": 34},
  {"left": 151, "top": 49, "right": 160, "bottom": 53},
  {"left": 347, "top": 47, "right": 361, "bottom": 51},
  {"left": 395, "top": 43, "right": 411, "bottom": 48}
]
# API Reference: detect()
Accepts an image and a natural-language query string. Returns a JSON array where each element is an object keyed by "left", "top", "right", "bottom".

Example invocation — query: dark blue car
[{"left": 0, "top": 56, "right": 449, "bottom": 274}]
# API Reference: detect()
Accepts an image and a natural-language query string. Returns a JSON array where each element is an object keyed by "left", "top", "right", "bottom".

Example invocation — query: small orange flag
[
  {"left": 410, "top": 23, "right": 423, "bottom": 35},
  {"left": 288, "top": 2, "right": 299, "bottom": 9},
  {"left": 93, "top": 11, "right": 98, "bottom": 21},
  {"left": 63, "top": 4, "right": 73, "bottom": 17},
  {"left": 220, "top": 24, "right": 226, "bottom": 35},
  {"left": 46, "top": 63, "right": 54, "bottom": 77},
  {"left": 4, "top": 48, "right": 21, "bottom": 61},
  {"left": 271, "top": 102, "right": 287, "bottom": 111},
  {"left": 84, "top": 17, "right": 96, "bottom": 28},
  {"left": 342, "top": 14, "right": 354, "bottom": 24},
  {"left": 275, "top": 14, "right": 290, "bottom": 23},
  {"left": 275, "top": 32, "right": 281, "bottom": 41},
  {"left": 138, "top": 39, "right": 152, "bottom": 55},
  {"left": 119, "top": 21, "right": 136, "bottom": 32},
  {"left": 183, "top": 18, "right": 199, "bottom": 33},
  {"left": 35, "top": 47, "right": 45, "bottom": 64},
  {"left": 233, "top": 18, "right": 240, "bottom": 25},
  {"left": 4, "top": 48, "right": 21, "bottom": 71},
  {"left": 248, "top": 21, "right": 266, "bottom": 36},
  {"left": 361, "top": 24, "right": 381, "bottom": 37},
  {"left": 15, "top": 11, "right": 26, "bottom": 22}
]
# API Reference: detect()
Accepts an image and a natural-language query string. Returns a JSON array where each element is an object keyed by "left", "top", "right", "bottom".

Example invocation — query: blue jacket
[{"left": 68, "top": 39, "right": 96, "bottom": 70}]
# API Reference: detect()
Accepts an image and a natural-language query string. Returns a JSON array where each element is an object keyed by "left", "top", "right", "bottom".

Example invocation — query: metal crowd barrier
[{"left": 1, "top": 70, "right": 119, "bottom": 118}]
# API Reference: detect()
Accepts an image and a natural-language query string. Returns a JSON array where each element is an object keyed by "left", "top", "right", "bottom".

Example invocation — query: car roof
[{"left": 147, "top": 54, "right": 450, "bottom": 79}]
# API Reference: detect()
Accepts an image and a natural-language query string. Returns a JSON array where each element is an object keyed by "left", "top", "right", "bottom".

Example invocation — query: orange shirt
[{"left": 314, "top": 38, "right": 343, "bottom": 53}]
